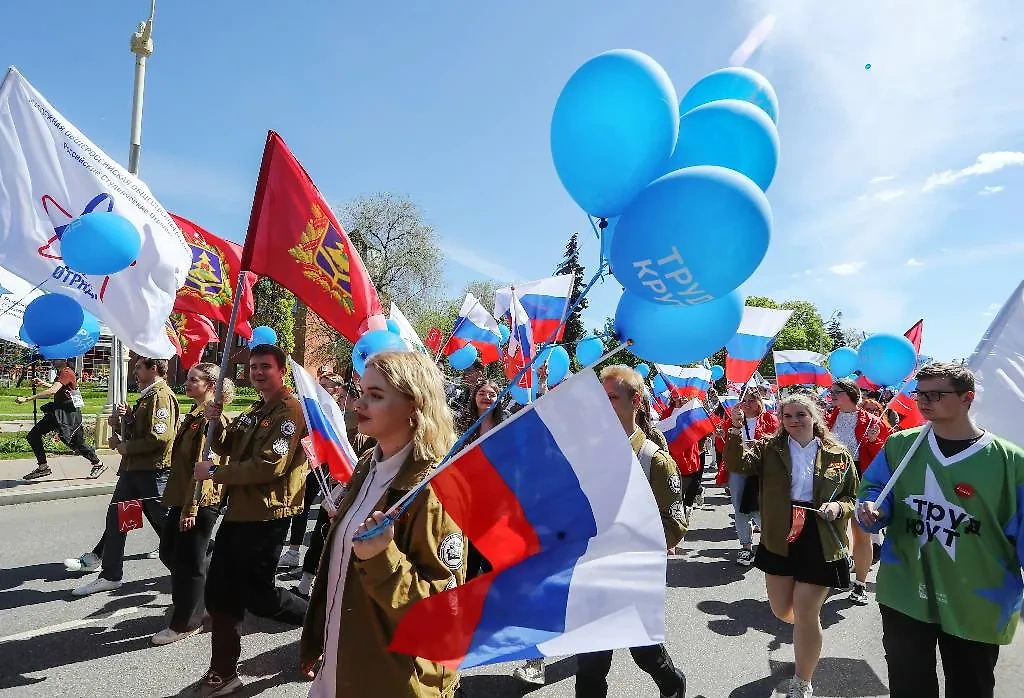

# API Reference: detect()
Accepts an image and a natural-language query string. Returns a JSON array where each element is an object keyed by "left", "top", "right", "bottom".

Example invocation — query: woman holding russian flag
[
  {"left": 726, "top": 393, "right": 858, "bottom": 698},
  {"left": 301, "top": 351, "right": 466, "bottom": 697}
]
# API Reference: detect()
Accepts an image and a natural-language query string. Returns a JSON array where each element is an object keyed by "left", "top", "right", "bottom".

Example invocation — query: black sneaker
[
  {"left": 872, "top": 543, "right": 882, "bottom": 565},
  {"left": 88, "top": 462, "right": 108, "bottom": 479},
  {"left": 849, "top": 583, "right": 869, "bottom": 606},
  {"left": 661, "top": 669, "right": 686, "bottom": 697},
  {"left": 23, "top": 464, "right": 52, "bottom": 480}
]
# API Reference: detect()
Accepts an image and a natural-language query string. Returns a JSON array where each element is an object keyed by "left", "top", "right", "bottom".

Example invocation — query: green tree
[
  {"left": 553, "top": 233, "right": 588, "bottom": 366},
  {"left": 593, "top": 317, "right": 641, "bottom": 372},
  {"left": 825, "top": 311, "right": 845, "bottom": 350},
  {"left": 251, "top": 277, "right": 296, "bottom": 354}
]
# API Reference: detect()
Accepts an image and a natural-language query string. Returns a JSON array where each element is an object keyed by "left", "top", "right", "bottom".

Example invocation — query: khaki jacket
[
  {"left": 630, "top": 430, "right": 687, "bottom": 549},
  {"left": 725, "top": 433, "right": 859, "bottom": 561},
  {"left": 162, "top": 404, "right": 228, "bottom": 516},
  {"left": 301, "top": 450, "right": 466, "bottom": 698},
  {"left": 120, "top": 380, "right": 179, "bottom": 471},
  {"left": 210, "top": 388, "right": 309, "bottom": 522}
]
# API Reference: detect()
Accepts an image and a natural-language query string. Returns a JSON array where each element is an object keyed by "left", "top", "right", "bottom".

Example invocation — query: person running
[
  {"left": 187, "top": 344, "right": 310, "bottom": 696},
  {"left": 726, "top": 393, "right": 858, "bottom": 698},
  {"left": 300, "top": 351, "right": 466, "bottom": 696},
  {"left": 857, "top": 362, "right": 1024, "bottom": 698},
  {"left": 572, "top": 364, "right": 687, "bottom": 698},
  {"left": 152, "top": 363, "right": 233, "bottom": 646},
  {"left": 73, "top": 358, "right": 179, "bottom": 597},
  {"left": 18, "top": 358, "right": 104, "bottom": 480}
]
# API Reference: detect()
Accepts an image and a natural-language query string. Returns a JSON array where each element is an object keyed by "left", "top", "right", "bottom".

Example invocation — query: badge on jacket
[
  {"left": 437, "top": 532, "right": 465, "bottom": 571},
  {"left": 669, "top": 500, "right": 685, "bottom": 523},
  {"left": 155, "top": 423, "right": 167, "bottom": 435},
  {"left": 668, "top": 473, "right": 681, "bottom": 494},
  {"left": 281, "top": 420, "right": 296, "bottom": 436},
  {"left": 156, "top": 408, "right": 169, "bottom": 420},
  {"left": 272, "top": 438, "right": 290, "bottom": 456}
]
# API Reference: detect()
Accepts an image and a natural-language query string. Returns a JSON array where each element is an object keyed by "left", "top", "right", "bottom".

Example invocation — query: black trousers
[
  {"left": 205, "top": 519, "right": 308, "bottom": 676},
  {"left": 100, "top": 470, "right": 170, "bottom": 582},
  {"left": 287, "top": 471, "right": 321, "bottom": 546},
  {"left": 301, "top": 505, "right": 332, "bottom": 575},
  {"left": 159, "top": 505, "right": 219, "bottom": 631},
  {"left": 576, "top": 644, "right": 682, "bottom": 697},
  {"left": 880, "top": 604, "right": 1000, "bottom": 698},
  {"left": 27, "top": 411, "right": 98, "bottom": 465}
]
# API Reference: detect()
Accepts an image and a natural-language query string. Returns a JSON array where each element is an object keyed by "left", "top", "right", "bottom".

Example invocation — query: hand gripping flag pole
[{"left": 871, "top": 423, "right": 932, "bottom": 509}]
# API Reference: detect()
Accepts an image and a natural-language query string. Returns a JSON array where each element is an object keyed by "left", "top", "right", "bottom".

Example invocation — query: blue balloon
[
  {"left": 18, "top": 324, "right": 32, "bottom": 345},
  {"left": 551, "top": 49, "right": 679, "bottom": 218},
  {"left": 248, "top": 325, "right": 278, "bottom": 349},
  {"left": 22, "top": 293, "right": 85, "bottom": 347},
  {"left": 575, "top": 335, "right": 605, "bottom": 366},
  {"left": 386, "top": 319, "right": 402, "bottom": 335},
  {"left": 680, "top": 67, "right": 779, "bottom": 125},
  {"left": 635, "top": 362, "right": 651, "bottom": 379},
  {"left": 711, "top": 365, "right": 725, "bottom": 381},
  {"left": 668, "top": 100, "right": 779, "bottom": 192},
  {"left": 509, "top": 384, "right": 533, "bottom": 406},
  {"left": 539, "top": 345, "right": 572, "bottom": 385},
  {"left": 828, "top": 347, "right": 859, "bottom": 378},
  {"left": 448, "top": 344, "right": 479, "bottom": 372},
  {"left": 615, "top": 290, "right": 743, "bottom": 365},
  {"left": 59, "top": 212, "right": 142, "bottom": 276},
  {"left": 38, "top": 312, "right": 101, "bottom": 359},
  {"left": 498, "top": 324, "right": 511, "bottom": 345},
  {"left": 353, "top": 329, "right": 410, "bottom": 375},
  {"left": 610, "top": 166, "right": 772, "bottom": 305},
  {"left": 857, "top": 334, "right": 917, "bottom": 387}
]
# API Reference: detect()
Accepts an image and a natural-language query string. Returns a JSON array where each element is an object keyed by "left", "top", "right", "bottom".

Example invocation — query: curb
[{"left": 0, "top": 482, "right": 115, "bottom": 506}]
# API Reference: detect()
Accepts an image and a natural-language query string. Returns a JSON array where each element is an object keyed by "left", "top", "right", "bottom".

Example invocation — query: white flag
[
  {"left": 0, "top": 265, "right": 43, "bottom": 346},
  {"left": 967, "top": 280, "right": 1024, "bottom": 447},
  {"left": 0, "top": 67, "right": 190, "bottom": 357},
  {"left": 388, "top": 302, "right": 427, "bottom": 354}
]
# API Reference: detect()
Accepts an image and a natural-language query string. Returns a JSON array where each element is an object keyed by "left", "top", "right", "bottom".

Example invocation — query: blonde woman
[
  {"left": 153, "top": 363, "right": 232, "bottom": 646},
  {"left": 727, "top": 393, "right": 858, "bottom": 698},
  {"left": 300, "top": 351, "right": 466, "bottom": 697}
]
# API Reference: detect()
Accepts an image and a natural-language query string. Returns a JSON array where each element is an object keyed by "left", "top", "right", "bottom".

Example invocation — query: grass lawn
[
  {"left": 0, "top": 387, "right": 258, "bottom": 419},
  {"left": 0, "top": 431, "right": 83, "bottom": 460}
]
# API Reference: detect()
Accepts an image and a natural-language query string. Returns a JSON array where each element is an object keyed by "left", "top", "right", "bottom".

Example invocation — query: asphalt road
[{"left": 1, "top": 484, "right": 1021, "bottom": 697}]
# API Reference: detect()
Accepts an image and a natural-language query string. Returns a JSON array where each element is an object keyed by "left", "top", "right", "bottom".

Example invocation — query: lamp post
[{"left": 100, "top": 0, "right": 155, "bottom": 435}]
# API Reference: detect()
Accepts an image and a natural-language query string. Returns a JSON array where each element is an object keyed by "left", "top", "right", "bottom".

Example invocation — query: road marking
[{"left": 0, "top": 606, "right": 139, "bottom": 643}]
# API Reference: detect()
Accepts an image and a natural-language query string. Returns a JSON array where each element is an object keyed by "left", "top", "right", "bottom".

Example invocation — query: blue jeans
[{"left": 729, "top": 472, "right": 761, "bottom": 548}]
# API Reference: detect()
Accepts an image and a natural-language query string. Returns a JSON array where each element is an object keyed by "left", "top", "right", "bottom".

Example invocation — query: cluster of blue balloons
[
  {"left": 17, "top": 212, "right": 144, "bottom": 359},
  {"left": 552, "top": 52, "right": 780, "bottom": 365},
  {"left": 827, "top": 335, "right": 917, "bottom": 387},
  {"left": 352, "top": 328, "right": 410, "bottom": 375}
]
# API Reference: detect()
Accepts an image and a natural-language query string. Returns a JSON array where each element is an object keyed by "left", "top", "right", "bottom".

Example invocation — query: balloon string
[{"left": 0, "top": 277, "right": 50, "bottom": 322}]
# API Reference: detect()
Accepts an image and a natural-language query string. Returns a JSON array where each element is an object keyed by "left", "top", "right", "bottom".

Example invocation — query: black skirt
[{"left": 754, "top": 502, "right": 851, "bottom": 589}]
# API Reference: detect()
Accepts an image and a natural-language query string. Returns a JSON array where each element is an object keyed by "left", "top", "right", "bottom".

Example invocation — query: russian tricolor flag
[
  {"left": 773, "top": 350, "right": 833, "bottom": 388},
  {"left": 719, "top": 393, "right": 741, "bottom": 413},
  {"left": 657, "top": 399, "right": 716, "bottom": 452},
  {"left": 444, "top": 293, "right": 503, "bottom": 365},
  {"left": 654, "top": 364, "right": 712, "bottom": 401},
  {"left": 495, "top": 274, "right": 574, "bottom": 344},
  {"left": 725, "top": 306, "right": 793, "bottom": 385},
  {"left": 503, "top": 290, "right": 534, "bottom": 389},
  {"left": 390, "top": 370, "right": 667, "bottom": 668},
  {"left": 288, "top": 358, "right": 357, "bottom": 484}
]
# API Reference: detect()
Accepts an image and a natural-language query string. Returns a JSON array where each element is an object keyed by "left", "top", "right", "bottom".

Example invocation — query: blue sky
[{"left": 5, "top": 0, "right": 1024, "bottom": 361}]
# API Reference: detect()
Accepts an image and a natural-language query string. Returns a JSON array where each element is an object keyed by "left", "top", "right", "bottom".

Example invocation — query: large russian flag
[
  {"left": 444, "top": 293, "right": 503, "bottom": 365},
  {"left": 654, "top": 364, "right": 712, "bottom": 401},
  {"left": 390, "top": 370, "right": 667, "bottom": 668},
  {"left": 725, "top": 306, "right": 793, "bottom": 385},
  {"left": 773, "top": 350, "right": 832, "bottom": 388},
  {"left": 657, "top": 399, "right": 715, "bottom": 451},
  {"left": 288, "top": 358, "right": 357, "bottom": 483},
  {"left": 495, "top": 274, "right": 574, "bottom": 344}
]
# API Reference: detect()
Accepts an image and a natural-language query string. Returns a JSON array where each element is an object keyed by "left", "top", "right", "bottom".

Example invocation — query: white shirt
[
  {"left": 831, "top": 410, "right": 860, "bottom": 460},
  {"left": 309, "top": 442, "right": 413, "bottom": 698},
  {"left": 788, "top": 436, "right": 820, "bottom": 502},
  {"left": 743, "top": 417, "right": 759, "bottom": 441}
]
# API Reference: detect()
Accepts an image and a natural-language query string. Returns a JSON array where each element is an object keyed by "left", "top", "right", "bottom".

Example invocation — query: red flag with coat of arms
[
  {"left": 166, "top": 312, "right": 219, "bottom": 370},
  {"left": 170, "top": 214, "right": 256, "bottom": 340},
  {"left": 240, "top": 131, "right": 383, "bottom": 343}
]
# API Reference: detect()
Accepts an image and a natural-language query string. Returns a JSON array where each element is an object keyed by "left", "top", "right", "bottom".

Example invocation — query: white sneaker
[
  {"left": 64, "top": 552, "right": 100, "bottom": 572},
  {"left": 512, "top": 658, "right": 546, "bottom": 685},
  {"left": 277, "top": 548, "right": 300, "bottom": 569},
  {"left": 72, "top": 577, "right": 121, "bottom": 596},
  {"left": 151, "top": 626, "right": 201, "bottom": 646},
  {"left": 788, "top": 676, "right": 814, "bottom": 698}
]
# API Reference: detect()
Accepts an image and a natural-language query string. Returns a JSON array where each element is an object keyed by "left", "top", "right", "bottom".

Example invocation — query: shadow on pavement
[
  {"left": 683, "top": 525, "right": 741, "bottom": 544},
  {"left": 0, "top": 572, "right": 168, "bottom": 612},
  {"left": 667, "top": 555, "right": 748, "bottom": 589},
  {"left": 730, "top": 656, "right": 887, "bottom": 697}
]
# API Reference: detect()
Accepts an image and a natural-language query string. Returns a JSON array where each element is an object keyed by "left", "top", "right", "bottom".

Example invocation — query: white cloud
[
  {"left": 979, "top": 185, "right": 1005, "bottom": 195},
  {"left": 922, "top": 151, "right": 1024, "bottom": 192},
  {"left": 828, "top": 262, "right": 865, "bottom": 276},
  {"left": 873, "top": 189, "right": 905, "bottom": 202},
  {"left": 906, "top": 258, "right": 925, "bottom": 267},
  {"left": 442, "top": 240, "right": 522, "bottom": 282},
  {"left": 870, "top": 175, "right": 895, "bottom": 184}
]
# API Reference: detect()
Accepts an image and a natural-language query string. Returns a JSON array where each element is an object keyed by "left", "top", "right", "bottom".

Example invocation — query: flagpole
[{"left": 102, "top": 0, "right": 156, "bottom": 442}]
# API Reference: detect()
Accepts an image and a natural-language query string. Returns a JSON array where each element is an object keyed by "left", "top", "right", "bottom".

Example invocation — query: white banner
[
  {"left": 0, "top": 67, "right": 190, "bottom": 357},
  {"left": 0, "top": 266, "right": 43, "bottom": 346},
  {"left": 967, "top": 280, "right": 1024, "bottom": 447}
]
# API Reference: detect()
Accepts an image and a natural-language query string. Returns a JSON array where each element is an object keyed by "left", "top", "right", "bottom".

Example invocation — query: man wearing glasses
[{"left": 857, "top": 362, "right": 1024, "bottom": 698}]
